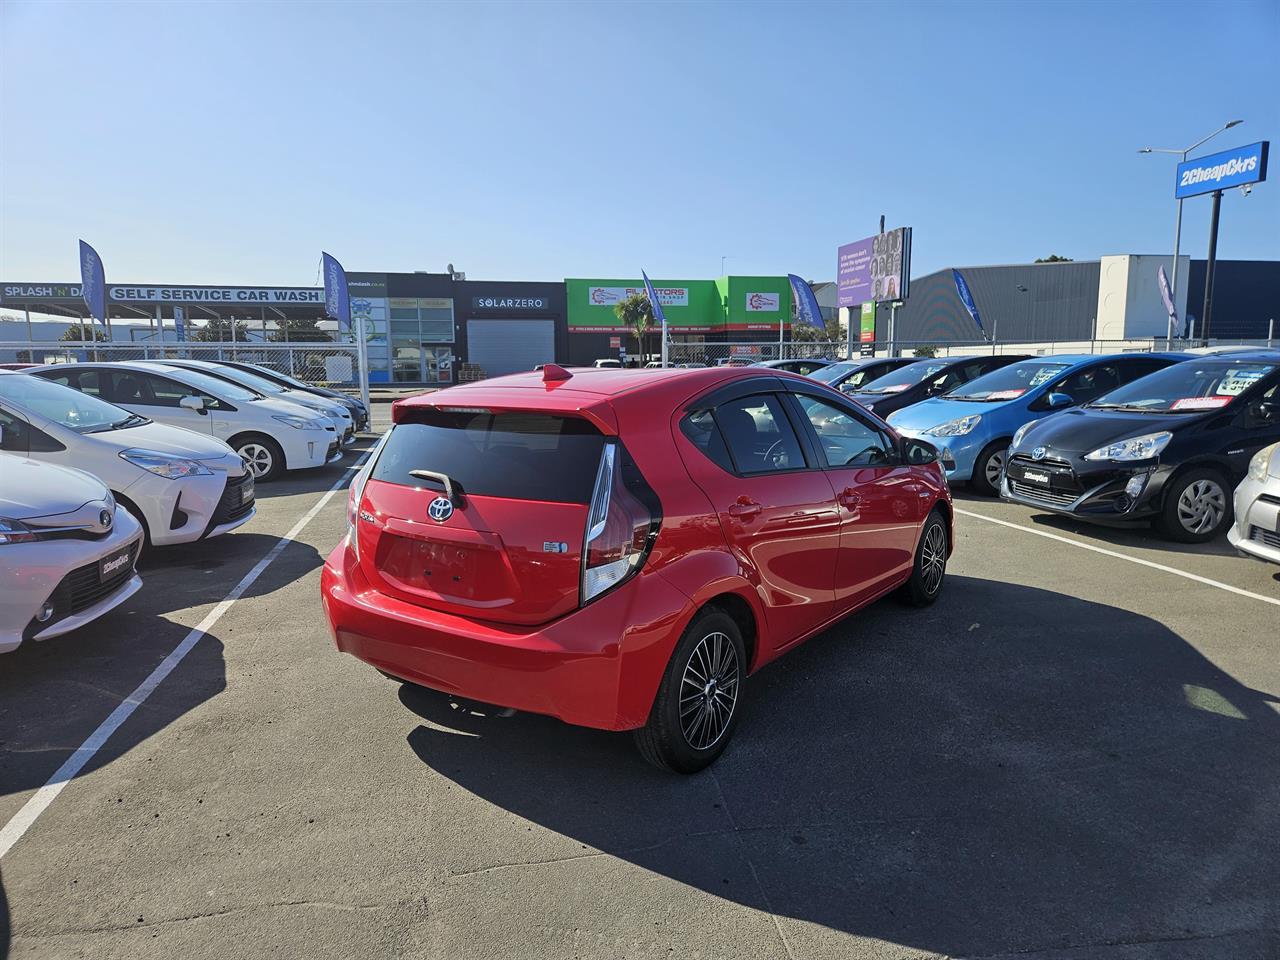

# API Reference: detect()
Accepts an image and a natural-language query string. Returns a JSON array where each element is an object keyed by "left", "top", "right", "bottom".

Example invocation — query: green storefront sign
[{"left": 565, "top": 276, "right": 791, "bottom": 334}]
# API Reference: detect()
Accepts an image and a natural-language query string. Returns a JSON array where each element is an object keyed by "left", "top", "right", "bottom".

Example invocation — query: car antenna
[{"left": 542, "top": 363, "right": 573, "bottom": 382}]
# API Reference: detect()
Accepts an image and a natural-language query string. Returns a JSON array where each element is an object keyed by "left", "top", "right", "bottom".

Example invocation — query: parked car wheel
[
  {"left": 635, "top": 606, "right": 745, "bottom": 774},
  {"left": 897, "top": 510, "right": 949, "bottom": 607},
  {"left": 971, "top": 440, "right": 1009, "bottom": 496},
  {"left": 233, "top": 434, "right": 285, "bottom": 482},
  {"left": 1158, "top": 467, "right": 1232, "bottom": 543}
]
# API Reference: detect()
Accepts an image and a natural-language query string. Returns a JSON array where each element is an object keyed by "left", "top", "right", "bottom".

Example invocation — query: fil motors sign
[
  {"left": 587, "top": 285, "right": 689, "bottom": 307},
  {"left": 1175, "top": 141, "right": 1269, "bottom": 199}
]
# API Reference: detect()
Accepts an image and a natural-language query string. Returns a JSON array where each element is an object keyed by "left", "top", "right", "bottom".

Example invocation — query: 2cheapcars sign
[
  {"left": 587, "top": 285, "right": 689, "bottom": 307},
  {"left": 1175, "top": 141, "right": 1269, "bottom": 199},
  {"left": 1, "top": 284, "right": 324, "bottom": 305}
]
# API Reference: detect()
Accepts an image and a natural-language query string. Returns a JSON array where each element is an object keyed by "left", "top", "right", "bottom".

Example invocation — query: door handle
[
  {"left": 728, "top": 497, "right": 762, "bottom": 519},
  {"left": 837, "top": 488, "right": 862, "bottom": 509}
]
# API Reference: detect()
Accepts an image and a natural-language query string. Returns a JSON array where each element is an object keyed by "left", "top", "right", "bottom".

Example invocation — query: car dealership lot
[{"left": 2, "top": 410, "right": 1278, "bottom": 960}]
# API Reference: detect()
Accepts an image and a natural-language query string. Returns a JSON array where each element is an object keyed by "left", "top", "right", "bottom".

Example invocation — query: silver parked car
[
  {"left": 1227, "top": 441, "right": 1280, "bottom": 565},
  {"left": 0, "top": 454, "right": 144, "bottom": 653}
]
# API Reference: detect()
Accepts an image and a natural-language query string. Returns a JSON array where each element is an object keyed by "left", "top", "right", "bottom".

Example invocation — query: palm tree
[{"left": 613, "top": 293, "right": 655, "bottom": 364}]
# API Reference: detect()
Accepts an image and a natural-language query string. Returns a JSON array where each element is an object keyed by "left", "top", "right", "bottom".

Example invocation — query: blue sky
[{"left": 1, "top": 0, "right": 1276, "bottom": 287}]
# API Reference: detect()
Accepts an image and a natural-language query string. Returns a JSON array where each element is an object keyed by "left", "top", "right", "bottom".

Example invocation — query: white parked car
[
  {"left": 0, "top": 371, "right": 255, "bottom": 546},
  {"left": 142, "top": 359, "right": 355, "bottom": 447},
  {"left": 0, "top": 454, "right": 143, "bottom": 654},
  {"left": 1227, "top": 441, "right": 1280, "bottom": 565},
  {"left": 30, "top": 361, "right": 340, "bottom": 481}
]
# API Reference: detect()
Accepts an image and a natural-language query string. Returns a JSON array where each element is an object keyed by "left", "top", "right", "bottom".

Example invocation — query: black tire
[
  {"left": 970, "top": 440, "right": 1009, "bottom": 496},
  {"left": 113, "top": 492, "right": 151, "bottom": 555},
  {"left": 231, "top": 434, "right": 285, "bottom": 482},
  {"left": 1157, "top": 467, "right": 1232, "bottom": 543},
  {"left": 897, "top": 510, "right": 949, "bottom": 607},
  {"left": 634, "top": 607, "right": 746, "bottom": 774}
]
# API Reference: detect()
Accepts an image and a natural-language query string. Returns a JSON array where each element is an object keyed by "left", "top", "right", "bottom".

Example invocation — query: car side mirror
[
  {"left": 902, "top": 438, "right": 940, "bottom": 465},
  {"left": 1253, "top": 398, "right": 1280, "bottom": 422},
  {"left": 179, "top": 395, "right": 207, "bottom": 414},
  {"left": 1046, "top": 391, "right": 1075, "bottom": 410}
]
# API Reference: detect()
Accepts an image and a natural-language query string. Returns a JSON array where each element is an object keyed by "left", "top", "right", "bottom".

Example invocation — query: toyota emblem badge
[
  {"left": 1031, "top": 446, "right": 1047, "bottom": 461},
  {"left": 427, "top": 496, "right": 454, "bottom": 523}
]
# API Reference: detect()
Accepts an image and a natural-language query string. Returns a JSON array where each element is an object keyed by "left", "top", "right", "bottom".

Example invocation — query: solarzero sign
[{"left": 1175, "top": 141, "right": 1269, "bottom": 199}]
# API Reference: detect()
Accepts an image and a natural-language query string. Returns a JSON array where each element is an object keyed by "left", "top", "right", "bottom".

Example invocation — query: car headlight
[
  {"left": 1083, "top": 431, "right": 1172, "bottom": 462},
  {"left": 1011, "top": 420, "right": 1038, "bottom": 448},
  {"left": 1249, "top": 442, "right": 1280, "bottom": 481},
  {"left": 0, "top": 516, "right": 36, "bottom": 545},
  {"left": 273, "top": 414, "right": 328, "bottom": 430},
  {"left": 119, "top": 448, "right": 214, "bottom": 479},
  {"left": 924, "top": 415, "right": 981, "bottom": 437}
]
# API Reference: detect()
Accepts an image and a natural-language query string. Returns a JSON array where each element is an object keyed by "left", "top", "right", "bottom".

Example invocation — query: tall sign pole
[
  {"left": 323, "top": 252, "right": 367, "bottom": 416},
  {"left": 1201, "top": 190, "right": 1222, "bottom": 342}
]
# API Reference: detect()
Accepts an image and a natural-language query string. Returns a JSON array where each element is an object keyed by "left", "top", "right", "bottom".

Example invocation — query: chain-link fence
[
  {"left": 666, "top": 334, "right": 1279, "bottom": 367},
  {"left": 0, "top": 341, "right": 361, "bottom": 387}
]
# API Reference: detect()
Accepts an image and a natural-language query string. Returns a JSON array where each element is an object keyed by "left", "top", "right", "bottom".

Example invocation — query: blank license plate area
[{"left": 379, "top": 533, "right": 504, "bottom": 600}]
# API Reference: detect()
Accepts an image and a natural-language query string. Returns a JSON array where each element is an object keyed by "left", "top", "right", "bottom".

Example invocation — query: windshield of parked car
[
  {"left": 808, "top": 361, "right": 862, "bottom": 384},
  {"left": 853, "top": 361, "right": 950, "bottom": 394},
  {"left": 1087, "top": 361, "right": 1276, "bottom": 413},
  {"left": 189, "top": 364, "right": 288, "bottom": 396},
  {"left": 0, "top": 372, "right": 139, "bottom": 433},
  {"left": 157, "top": 367, "right": 259, "bottom": 402},
  {"left": 946, "top": 360, "right": 1070, "bottom": 400}
]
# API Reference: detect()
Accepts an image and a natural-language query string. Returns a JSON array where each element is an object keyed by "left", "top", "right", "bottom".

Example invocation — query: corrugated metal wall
[
  {"left": 887, "top": 261, "right": 1100, "bottom": 343},
  {"left": 1184, "top": 260, "right": 1280, "bottom": 338}
]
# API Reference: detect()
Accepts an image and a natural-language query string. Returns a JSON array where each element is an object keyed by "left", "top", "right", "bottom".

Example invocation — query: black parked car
[
  {"left": 806, "top": 356, "right": 919, "bottom": 392},
  {"left": 752, "top": 358, "right": 832, "bottom": 376},
  {"left": 842, "top": 354, "right": 1030, "bottom": 419},
  {"left": 212, "top": 360, "right": 369, "bottom": 431},
  {"left": 1002, "top": 351, "right": 1280, "bottom": 542}
]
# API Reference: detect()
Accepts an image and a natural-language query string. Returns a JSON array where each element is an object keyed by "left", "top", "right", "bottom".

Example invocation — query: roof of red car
[{"left": 392, "top": 365, "right": 799, "bottom": 431}]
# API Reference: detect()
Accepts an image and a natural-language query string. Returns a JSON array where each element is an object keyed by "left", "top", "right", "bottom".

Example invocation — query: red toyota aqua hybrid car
[{"left": 322, "top": 365, "right": 953, "bottom": 772}]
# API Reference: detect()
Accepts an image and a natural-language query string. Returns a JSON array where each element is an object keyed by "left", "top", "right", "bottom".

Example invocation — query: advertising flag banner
[
  {"left": 78, "top": 240, "right": 106, "bottom": 330},
  {"left": 322, "top": 252, "right": 351, "bottom": 332},
  {"left": 788, "top": 274, "right": 825, "bottom": 329},
  {"left": 1157, "top": 265, "right": 1177, "bottom": 321},
  {"left": 174, "top": 305, "right": 186, "bottom": 341},
  {"left": 642, "top": 271, "right": 667, "bottom": 330},
  {"left": 952, "top": 269, "right": 984, "bottom": 336}
]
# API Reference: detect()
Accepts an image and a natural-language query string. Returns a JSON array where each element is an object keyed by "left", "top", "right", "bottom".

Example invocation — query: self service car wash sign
[{"left": 1175, "top": 141, "right": 1269, "bottom": 199}]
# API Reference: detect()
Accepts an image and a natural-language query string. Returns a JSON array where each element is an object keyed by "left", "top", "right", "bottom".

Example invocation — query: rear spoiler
[{"left": 391, "top": 389, "right": 619, "bottom": 434}]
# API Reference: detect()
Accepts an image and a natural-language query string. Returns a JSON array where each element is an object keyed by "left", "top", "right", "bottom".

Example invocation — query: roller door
[{"left": 466, "top": 319, "right": 555, "bottom": 377}]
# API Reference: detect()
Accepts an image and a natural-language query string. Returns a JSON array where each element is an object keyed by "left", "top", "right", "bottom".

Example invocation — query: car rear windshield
[
  {"left": 946, "top": 361, "right": 1069, "bottom": 400},
  {"left": 372, "top": 410, "right": 606, "bottom": 503},
  {"left": 1088, "top": 362, "right": 1276, "bottom": 413},
  {"left": 808, "top": 361, "right": 862, "bottom": 384}
]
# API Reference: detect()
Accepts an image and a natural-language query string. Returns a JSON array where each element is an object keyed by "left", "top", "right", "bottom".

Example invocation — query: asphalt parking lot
[{"left": 2, "top": 404, "right": 1278, "bottom": 960}]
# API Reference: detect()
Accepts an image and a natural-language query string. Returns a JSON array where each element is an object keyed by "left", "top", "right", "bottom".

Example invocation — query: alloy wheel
[
  {"left": 1176, "top": 478, "right": 1225, "bottom": 535},
  {"left": 921, "top": 523, "right": 947, "bottom": 595},
  {"left": 679, "top": 631, "right": 740, "bottom": 751},
  {"left": 239, "top": 443, "right": 274, "bottom": 479}
]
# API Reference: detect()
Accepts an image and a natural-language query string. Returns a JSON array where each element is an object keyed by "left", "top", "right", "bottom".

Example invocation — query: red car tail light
[{"left": 581, "top": 442, "right": 661, "bottom": 605}]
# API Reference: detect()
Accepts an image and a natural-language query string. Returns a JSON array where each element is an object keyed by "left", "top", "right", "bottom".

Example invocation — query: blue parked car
[{"left": 887, "top": 353, "right": 1188, "bottom": 494}]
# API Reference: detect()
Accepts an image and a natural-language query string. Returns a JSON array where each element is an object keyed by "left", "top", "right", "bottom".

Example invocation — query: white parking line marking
[
  {"left": 0, "top": 453, "right": 372, "bottom": 859},
  {"left": 955, "top": 507, "right": 1280, "bottom": 608}
]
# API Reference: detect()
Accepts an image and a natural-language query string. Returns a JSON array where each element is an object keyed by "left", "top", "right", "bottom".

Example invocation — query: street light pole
[{"left": 1138, "top": 119, "right": 1242, "bottom": 346}]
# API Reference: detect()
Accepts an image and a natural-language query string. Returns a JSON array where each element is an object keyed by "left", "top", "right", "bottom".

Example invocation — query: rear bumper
[{"left": 321, "top": 540, "right": 694, "bottom": 731}]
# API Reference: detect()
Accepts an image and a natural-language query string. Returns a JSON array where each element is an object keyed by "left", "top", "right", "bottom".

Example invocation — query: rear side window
[
  {"left": 373, "top": 411, "right": 605, "bottom": 503},
  {"left": 709, "top": 394, "right": 805, "bottom": 474}
]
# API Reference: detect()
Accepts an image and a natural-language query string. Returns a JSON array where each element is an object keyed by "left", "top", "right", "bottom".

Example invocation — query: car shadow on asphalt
[
  {"left": 397, "top": 576, "right": 1280, "bottom": 957},
  {"left": 952, "top": 490, "right": 1239, "bottom": 561}
]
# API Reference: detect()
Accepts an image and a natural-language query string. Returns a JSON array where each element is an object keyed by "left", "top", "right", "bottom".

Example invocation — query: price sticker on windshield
[
  {"left": 1171, "top": 397, "right": 1231, "bottom": 411},
  {"left": 1216, "top": 369, "right": 1267, "bottom": 397},
  {"left": 986, "top": 389, "right": 1026, "bottom": 400}
]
